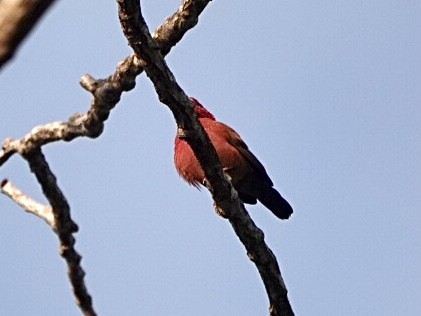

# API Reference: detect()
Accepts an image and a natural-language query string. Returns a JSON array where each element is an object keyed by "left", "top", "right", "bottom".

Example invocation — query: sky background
[{"left": 0, "top": 1, "right": 419, "bottom": 315}]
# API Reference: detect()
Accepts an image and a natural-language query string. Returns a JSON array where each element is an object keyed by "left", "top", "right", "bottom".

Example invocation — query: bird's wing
[{"left": 222, "top": 123, "right": 274, "bottom": 187}]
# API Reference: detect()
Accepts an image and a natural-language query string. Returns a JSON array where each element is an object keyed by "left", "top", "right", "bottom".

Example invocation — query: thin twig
[
  {"left": 116, "top": 1, "right": 294, "bottom": 315},
  {"left": 1, "top": 179, "right": 56, "bottom": 229}
]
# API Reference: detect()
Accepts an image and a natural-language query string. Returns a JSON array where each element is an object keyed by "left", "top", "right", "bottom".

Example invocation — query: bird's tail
[{"left": 258, "top": 187, "right": 293, "bottom": 220}]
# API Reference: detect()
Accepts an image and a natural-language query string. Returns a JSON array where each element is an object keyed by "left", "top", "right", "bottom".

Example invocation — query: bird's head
[{"left": 190, "top": 97, "right": 215, "bottom": 120}]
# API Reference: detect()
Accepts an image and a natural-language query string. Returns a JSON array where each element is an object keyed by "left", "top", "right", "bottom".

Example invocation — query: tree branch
[
  {"left": 0, "top": 0, "right": 58, "bottom": 70},
  {"left": 0, "top": 0, "right": 213, "bottom": 168},
  {"left": 1, "top": 150, "right": 96, "bottom": 316},
  {"left": 1, "top": 179, "right": 55, "bottom": 228},
  {"left": 116, "top": 1, "right": 294, "bottom": 315},
  {"left": 0, "top": 1, "right": 214, "bottom": 314},
  {"left": 152, "top": 0, "right": 210, "bottom": 56}
]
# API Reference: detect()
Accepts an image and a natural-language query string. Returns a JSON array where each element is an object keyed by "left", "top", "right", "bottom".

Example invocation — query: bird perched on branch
[{"left": 174, "top": 98, "right": 293, "bottom": 220}]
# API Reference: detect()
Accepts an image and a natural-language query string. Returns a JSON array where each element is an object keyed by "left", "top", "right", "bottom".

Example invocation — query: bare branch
[
  {"left": 117, "top": 0, "right": 231, "bottom": 203},
  {"left": 0, "top": 0, "right": 213, "bottom": 168},
  {"left": 1, "top": 179, "right": 56, "bottom": 228},
  {"left": 2, "top": 155, "right": 96, "bottom": 315},
  {"left": 0, "top": 0, "right": 57, "bottom": 70},
  {"left": 116, "top": 1, "right": 294, "bottom": 315},
  {"left": 1, "top": 1, "right": 214, "bottom": 314},
  {"left": 1, "top": 179, "right": 97, "bottom": 315},
  {"left": 20, "top": 149, "right": 96, "bottom": 316},
  {"left": 152, "top": 0, "right": 210, "bottom": 56}
]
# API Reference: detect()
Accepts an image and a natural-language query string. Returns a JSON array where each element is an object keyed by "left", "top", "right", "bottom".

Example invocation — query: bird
[{"left": 174, "top": 97, "right": 293, "bottom": 220}]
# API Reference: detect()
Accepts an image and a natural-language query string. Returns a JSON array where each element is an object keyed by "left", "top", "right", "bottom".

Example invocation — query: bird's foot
[
  {"left": 176, "top": 127, "right": 195, "bottom": 139},
  {"left": 202, "top": 178, "right": 213, "bottom": 192}
]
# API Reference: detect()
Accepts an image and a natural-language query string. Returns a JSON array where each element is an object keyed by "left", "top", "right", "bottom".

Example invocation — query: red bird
[{"left": 174, "top": 98, "right": 293, "bottom": 220}]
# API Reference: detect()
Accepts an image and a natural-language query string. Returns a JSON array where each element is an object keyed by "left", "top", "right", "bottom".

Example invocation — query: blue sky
[{"left": 0, "top": 1, "right": 419, "bottom": 315}]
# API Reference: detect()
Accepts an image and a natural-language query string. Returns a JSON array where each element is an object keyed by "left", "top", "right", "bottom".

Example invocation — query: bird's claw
[
  {"left": 202, "top": 178, "right": 213, "bottom": 192},
  {"left": 176, "top": 127, "right": 186, "bottom": 138},
  {"left": 176, "top": 127, "right": 194, "bottom": 139}
]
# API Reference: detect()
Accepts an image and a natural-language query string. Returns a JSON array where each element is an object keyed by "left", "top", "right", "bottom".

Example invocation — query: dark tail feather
[{"left": 258, "top": 187, "right": 293, "bottom": 220}]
